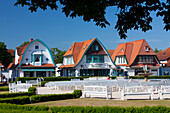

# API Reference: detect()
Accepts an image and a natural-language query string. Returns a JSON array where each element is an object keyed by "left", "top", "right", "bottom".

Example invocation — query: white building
[
  {"left": 60, "top": 38, "right": 118, "bottom": 77},
  {"left": 8, "top": 39, "right": 56, "bottom": 79}
]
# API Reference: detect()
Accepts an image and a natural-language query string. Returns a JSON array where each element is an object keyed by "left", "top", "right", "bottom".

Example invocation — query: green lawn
[{"left": 29, "top": 98, "right": 170, "bottom": 107}]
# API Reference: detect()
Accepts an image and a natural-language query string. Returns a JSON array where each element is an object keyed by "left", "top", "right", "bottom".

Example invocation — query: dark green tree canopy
[
  {"left": 14, "top": 0, "right": 169, "bottom": 39},
  {"left": 154, "top": 48, "right": 162, "bottom": 53},
  {"left": 19, "top": 41, "right": 29, "bottom": 47},
  {"left": 51, "top": 48, "right": 66, "bottom": 64},
  {"left": 0, "top": 42, "right": 11, "bottom": 68}
]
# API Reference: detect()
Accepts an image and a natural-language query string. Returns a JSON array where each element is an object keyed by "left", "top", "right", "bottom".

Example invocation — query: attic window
[
  {"left": 92, "top": 45, "right": 99, "bottom": 51},
  {"left": 69, "top": 46, "right": 72, "bottom": 51},
  {"left": 145, "top": 46, "right": 149, "bottom": 52},
  {"left": 163, "top": 53, "right": 166, "bottom": 55},
  {"left": 121, "top": 49, "right": 124, "bottom": 51},
  {"left": 83, "top": 45, "right": 87, "bottom": 49},
  {"left": 35, "top": 43, "right": 39, "bottom": 49}
]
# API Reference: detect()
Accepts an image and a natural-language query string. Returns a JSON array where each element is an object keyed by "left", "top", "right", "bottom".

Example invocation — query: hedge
[
  {"left": 28, "top": 87, "right": 36, "bottom": 95},
  {"left": 0, "top": 92, "right": 33, "bottom": 98},
  {"left": 50, "top": 106, "right": 170, "bottom": 113},
  {"left": 129, "top": 76, "right": 170, "bottom": 79},
  {"left": 0, "top": 87, "right": 9, "bottom": 91},
  {"left": 31, "top": 90, "right": 82, "bottom": 103},
  {"left": 17, "top": 76, "right": 88, "bottom": 82},
  {"left": 0, "top": 96, "right": 30, "bottom": 104},
  {"left": 0, "top": 103, "right": 49, "bottom": 111},
  {"left": 0, "top": 109, "right": 51, "bottom": 113}
]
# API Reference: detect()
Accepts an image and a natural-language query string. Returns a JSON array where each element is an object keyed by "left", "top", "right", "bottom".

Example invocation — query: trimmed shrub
[
  {"left": 0, "top": 87, "right": 9, "bottom": 91},
  {"left": 31, "top": 93, "right": 74, "bottom": 103},
  {"left": 0, "top": 92, "right": 33, "bottom": 98},
  {"left": 0, "top": 103, "right": 49, "bottom": 111},
  {"left": 0, "top": 96, "right": 30, "bottom": 104},
  {"left": 28, "top": 87, "right": 36, "bottom": 95},
  {"left": 31, "top": 90, "right": 82, "bottom": 103},
  {"left": 0, "top": 109, "right": 50, "bottom": 113},
  {"left": 73, "top": 90, "right": 82, "bottom": 98},
  {"left": 41, "top": 81, "right": 49, "bottom": 87},
  {"left": 50, "top": 106, "right": 170, "bottom": 113}
]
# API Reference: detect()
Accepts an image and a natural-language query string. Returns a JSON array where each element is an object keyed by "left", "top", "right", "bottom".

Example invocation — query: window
[
  {"left": 99, "top": 56, "right": 104, "bottom": 63},
  {"left": 65, "top": 56, "right": 74, "bottom": 65},
  {"left": 123, "top": 57, "right": 125, "bottom": 63},
  {"left": 92, "top": 45, "right": 99, "bottom": 51},
  {"left": 69, "top": 46, "right": 72, "bottom": 51},
  {"left": 35, "top": 43, "right": 39, "bottom": 49},
  {"left": 93, "top": 56, "right": 98, "bottom": 63},
  {"left": 145, "top": 46, "right": 149, "bottom": 52},
  {"left": 25, "top": 58, "right": 29, "bottom": 61},
  {"left": 35, "top": 56, "right": 40, "bottom": 62},
  {"left": 86, "top": 55, "right": 104, "bottom": 63},
  {"left": 46, "top": 58, "right": 49, "bottom": 61},
  {"left": 83, "top": 45, "right": 87, "bottom": 49},
  {"left": 121, "top": 49, "right": 124, "bottom": 51},
  {"left": 87, "top": 55, "right": 92, "bottom": 63}
]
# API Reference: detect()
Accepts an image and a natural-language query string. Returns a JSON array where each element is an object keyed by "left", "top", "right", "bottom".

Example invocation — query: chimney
[{"left": 30, "top": 38, "right": 33, "bottom": 42}]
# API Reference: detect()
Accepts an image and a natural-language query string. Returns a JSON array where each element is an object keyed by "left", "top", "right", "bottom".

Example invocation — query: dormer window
[
  {"left": 92, "top": 45, "right": 99, "bottom": 51},
  {"left": 145, "top": 46, "right": 149, "bottom": 52},
  {"left": 35, "top": 43, "right": 39, "bottom": 49},
  {"left": 35, "top": 56, "right": 40, "bottom": 62}
]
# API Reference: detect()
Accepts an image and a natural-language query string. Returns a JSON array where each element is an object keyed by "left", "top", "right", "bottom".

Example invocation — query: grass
[{"left": 29, "top": 98, "right": 170, "bottom": 107}]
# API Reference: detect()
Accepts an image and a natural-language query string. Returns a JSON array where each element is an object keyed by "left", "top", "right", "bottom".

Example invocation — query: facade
[
  {"left": 8, "top": 39, "right": 56, "bottom": 79},
  {"left": 157, "top": 47, "right": 170, "bottom": 75},
  {"left": 111, "top": 39, "right": 160, "bottom": 76},
  {"left": 60, "top": 38, "right": 118, "bottom": 77}
]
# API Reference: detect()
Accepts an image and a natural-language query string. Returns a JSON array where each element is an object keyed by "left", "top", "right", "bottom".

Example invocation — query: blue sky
[{"left": 0, "top": 1, "right": 169, "bottom": 51}]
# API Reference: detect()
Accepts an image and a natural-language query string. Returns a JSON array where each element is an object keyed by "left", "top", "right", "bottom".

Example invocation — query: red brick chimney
[{"left": 30, "top": 38, "right": 33, "bottom": 42}]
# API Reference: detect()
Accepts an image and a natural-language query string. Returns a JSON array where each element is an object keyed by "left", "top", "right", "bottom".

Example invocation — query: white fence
[{"left": 9, "top": 83, "right": 32, "bottom": 93}]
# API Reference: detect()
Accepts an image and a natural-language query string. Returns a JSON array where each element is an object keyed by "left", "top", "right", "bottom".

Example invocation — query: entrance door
[{"left": 30, "top": 72, "right": 34, "bottom": 77}]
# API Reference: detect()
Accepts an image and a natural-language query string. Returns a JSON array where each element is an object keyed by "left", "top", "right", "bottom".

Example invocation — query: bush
[
  {"left": 0, "top": 96, "right": 30, "bottom": 104},
  {"left": 50, "top": 106, "right": 170, "bottom": 113},
  {"left": 0, "top": 92, "right": 33, "bottom": 98},
  {"left": 28, "top": 87, "right": 36, "bottom": 95},
  {"left": 41, "top": 81, "right": 49, "bottom": 87},
  {"left": 0, "top": 109, "right": 50, "bottom": 113},
  {"left": 31, "top": 93, "right": 74, "bottom": 103},
  {"left": 73, "top": 90, "right": 82, "bottom": 98},
  {"left": 0, "top": 103, "right": 49, "bottom": 111},
  {"left": 0, "top": 87, "right": 9, "bottom": 91},
  {"left": 31, "top": 90, "right": 82, "bottom": 103},
  {"left": 129, "top": 76, "right": 170, "bottom": 79}
]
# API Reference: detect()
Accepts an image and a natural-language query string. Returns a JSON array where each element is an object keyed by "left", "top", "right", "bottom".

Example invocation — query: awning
[{"left": 22, "top": 69, "right": 55, "bottom": 72}]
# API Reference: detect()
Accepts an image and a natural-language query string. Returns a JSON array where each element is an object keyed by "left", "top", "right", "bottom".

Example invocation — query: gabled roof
[
  {"left": 111, "top": 39, "right": 156, "bottom": 66},
  {"left": 61, "top": 38, "right": 95, "bottom": 68},
  {"left": 60, "top": 38, "right": 116, "bottom": 68},
  {"left": 7, "top": 49, "right": 15, "bottom": 56},
  {"left": 8, "top": 39, "right": 56, "bottom": 68},
  {"left": 107, "top": 49, "right": 115, "bottom": 56},
  {"left": 157, "top": 47, "right": 170, "bottom": 61}
]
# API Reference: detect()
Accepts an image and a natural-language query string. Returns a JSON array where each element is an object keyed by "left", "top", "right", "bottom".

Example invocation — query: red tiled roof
[
  {"left": 7, "top": 63, "right": 14, "bottom": 69},
  {"left": 157, "top": 47, "right": 170, "bottom": 61},
  {"left": 7, "top": 49, "right": 15, "bottom": 56},
  {"left": 21, "top": 64, "right": 55, "bottom": 68},
  {"left": 16, "top": 42, "right": 31, "bottom": 55},
  {"left": 111, "top": 39, "right": 156, "bottom": 66},
  {"left": 61, "top": 38, "right": 96, "bottom": 68},
  {"left": 59, "top": 64, "right": 75, "bottom": 68},
  {"left": 107, "top": 49, "right": 115, "bottom": 56}
]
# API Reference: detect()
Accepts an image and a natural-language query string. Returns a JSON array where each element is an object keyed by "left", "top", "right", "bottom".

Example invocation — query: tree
[
  {"left": 19, "top": 41, "right": 29, "bottom": 47},
  {"left": 0, "top": 42, "right": 11, "bottom": 68},
  {"left": 50, "top": 48, "right": 66, "bottom": 64},
  {"left": 154, "top": 48, "right": 162, "bottom": 53},
  {"left": 14, "top": 0, "right": 169, "bottom": 39}
]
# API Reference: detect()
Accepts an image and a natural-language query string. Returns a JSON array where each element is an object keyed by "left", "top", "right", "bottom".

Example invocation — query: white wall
[
  {"left": 127, "top": 69, "right": 135, "bottom": 76},
  {"left": 22, "top": 41, "right": 53, "bottom": 65}
]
